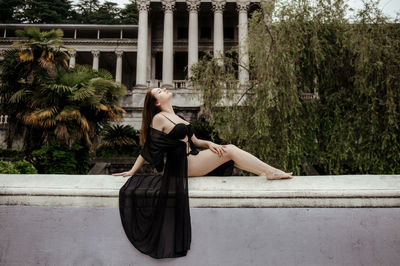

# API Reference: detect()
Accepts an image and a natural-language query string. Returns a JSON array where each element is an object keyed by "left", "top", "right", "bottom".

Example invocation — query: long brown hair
[{"left": 139, "top": 88, "right": 161, "bottom": 146}]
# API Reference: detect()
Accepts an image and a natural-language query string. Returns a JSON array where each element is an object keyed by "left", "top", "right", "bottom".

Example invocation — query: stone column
[
  {"left": 91, "top": 50, "right": 100, "bottom": 71},
  {"left": 212, "top": 0, "right": 225, "bottom": 66},
  {"left": 237, "top": 1, "right": 250, "bottom": 87},
  {"left": 151, "top": 53, "right": 156, "bottom": 81},
  {"left": 68, "top": 50, "right": 76, "bottom": 68},
  {"left": 187, "top": 0, "right": 200, "bottom": 79},
  {"left": 162, "top": 0, "right": 175, "bottom": 88},
  {"left": 115, "top": 50, "right": 124, "bottom": 83},
  {"left": 136, "top": 0, "right": 150, "bottom": 87},
  {"left": 146, "top": 20, "right": 152, "bottom": 83}
]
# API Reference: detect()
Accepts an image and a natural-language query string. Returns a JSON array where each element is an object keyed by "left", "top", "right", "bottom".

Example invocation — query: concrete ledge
[
  {"left": 1, "top": 174, "right": 399, "bottom": 208},
  {"left": 1, "top": 174, "right": 400, "bottom": 265}
]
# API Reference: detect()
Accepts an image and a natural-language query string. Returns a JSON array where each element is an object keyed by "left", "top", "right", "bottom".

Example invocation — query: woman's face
[{"left": 151, "top": 88, "right": 172, "bottom": 107}]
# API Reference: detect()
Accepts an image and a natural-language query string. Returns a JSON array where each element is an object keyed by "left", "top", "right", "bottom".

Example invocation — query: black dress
[{"left": 119, "top": 114, "right": 199, "bottom": 259}]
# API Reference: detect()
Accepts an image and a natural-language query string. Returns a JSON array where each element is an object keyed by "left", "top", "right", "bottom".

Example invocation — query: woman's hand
[
  {"left": 112, "top": 170, "right": 134, "bottom": 177},
  {"left": 207, "top": 142, "right": 227, "bottom": 157}
]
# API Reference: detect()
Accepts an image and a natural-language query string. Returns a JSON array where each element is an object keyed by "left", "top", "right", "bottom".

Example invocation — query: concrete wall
[
  {"left": 1, "top": 174, "right": 400, "bottom": 265},
  {"left": 1, "top": 206, "right": 399, "bottom": 266}
]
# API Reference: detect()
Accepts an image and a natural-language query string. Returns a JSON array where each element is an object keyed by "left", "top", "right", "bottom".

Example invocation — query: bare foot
[{"left": 260, "top": 171, "right": 293, "bottom": 180}]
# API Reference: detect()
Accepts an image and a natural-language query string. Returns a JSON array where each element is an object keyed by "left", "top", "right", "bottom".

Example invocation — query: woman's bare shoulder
[{"left": 151, "top": 113, "right": 165, "bottom": 131}]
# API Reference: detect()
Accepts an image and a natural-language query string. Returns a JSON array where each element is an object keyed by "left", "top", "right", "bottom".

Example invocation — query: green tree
[
  {"left": 94, "top": 123, "right": 141, "bottom": 157},
  {"left": 73, "top": 0, "right": 100, "bottom": 23},
  {"left": 100, "top": 124, "right": 138, "bottom": 150},
  {"left": 91, "top": 1, "right": 121, "bottom": 24},
  {"left": 13, "top": 0, "right": 75, "bottom": 23},
  {"left": 190, "top": 0, "right": 400, "bottom": 175},
  {"left": 0, "top": 0, "right": 24, "bottom": 23},
  {"left": 0, "top": 26, "right": 70, "bottom": 151},
  {"left": 0, "top": 27, "right": 127, "bottom": 154},
  {"left": 20, "top": 64, "right": 127, "bottom": 150},
  {"left": 120, "top": 0, "right": 139, "bottom": 24}
]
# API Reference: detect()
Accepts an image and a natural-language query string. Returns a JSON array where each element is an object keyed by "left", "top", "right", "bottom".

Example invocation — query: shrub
[
  {"left": 0, "top": 161, "right": 19, "bottom": 174},
  {"left": 0, "top": 160, "right": 37, "bottom": 174},
  {"left": 31, "top": 141, "right": 89, "bottom": 174},
  {"left": 13, "top": 160, "right": 38, "bottom": 174}
]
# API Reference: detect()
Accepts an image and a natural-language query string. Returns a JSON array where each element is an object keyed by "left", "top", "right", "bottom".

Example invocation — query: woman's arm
[
  {"left": 192, "top": 134, "right": 211, "bottom": 149},
  {"left": 191, "top": 134, "right": 212, "bottom": 149},
  {"left": 112, "top": 154, "right": 146, "bottom": 177},
  {"left": 191, "top": 134, "right": 226, "bottom": 157}
]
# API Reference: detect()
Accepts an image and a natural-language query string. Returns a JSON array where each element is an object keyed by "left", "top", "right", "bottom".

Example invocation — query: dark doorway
[{"left": 174, "top": 52, "right": 188, "bottom": 80}]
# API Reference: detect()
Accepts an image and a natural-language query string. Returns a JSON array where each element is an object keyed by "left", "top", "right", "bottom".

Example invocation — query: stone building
[{"left": 0, "top": 0, "right": 317, "bottom": 132}]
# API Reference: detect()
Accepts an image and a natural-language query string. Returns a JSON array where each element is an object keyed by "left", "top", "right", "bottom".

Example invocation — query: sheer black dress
[{"left": 119, "top": 114, "right": 199, "bottom": 259}]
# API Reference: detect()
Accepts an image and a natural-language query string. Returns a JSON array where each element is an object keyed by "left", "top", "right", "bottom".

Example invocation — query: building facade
[{"left": 0, "top": 0, "right": 317, "bottom": 131}]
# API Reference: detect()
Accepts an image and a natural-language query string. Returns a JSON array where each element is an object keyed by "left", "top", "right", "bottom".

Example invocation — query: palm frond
[
  {"left": 16, "top": 50, "right": 34, "bottom": 62},
  {"left": 97, "top": 104, "right": 109, "bottom": 111},
  {"left": 77, "top": 115, "right": 90, "bottom": 132},
  {"left": 113, "top": 106, "right": 127, "bottom": 114},
  {"left": 42, "top": 119, "right": 57, "bottom": 127},
  {"left": 43, "top": 84, "right": 75, "bottom": 94},
  {"left": 36, "top": 106, "right": 58, "bottom": 119},
  {"left": 72, "top": 85, "right": 96, "bottom": 101},
  {"left": 23, "top": 112, "right": 40, "bottom": 126},
  {"left": 54, "top": 123, "right": 69, "bottom": 141},
  {"left": 9, "top": 89, "right": 32, "bottom": 103}
]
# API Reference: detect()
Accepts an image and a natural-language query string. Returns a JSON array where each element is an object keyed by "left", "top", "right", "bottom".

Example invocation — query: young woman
[
  {"left": 114, "top": 88, "right": 293, "bottom": 259},
  {"left": 112, "top": 87, "right": 293, "bottom": 180}
]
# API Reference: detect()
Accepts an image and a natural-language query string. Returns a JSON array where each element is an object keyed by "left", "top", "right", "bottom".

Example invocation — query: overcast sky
[{"left": 72, "top": 0, "right": 399, "bottom": 19}]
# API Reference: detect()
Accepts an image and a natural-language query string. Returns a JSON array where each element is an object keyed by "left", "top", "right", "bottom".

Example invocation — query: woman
[{"left": 113, "top": 88, "right": 293, "bottom": 259}]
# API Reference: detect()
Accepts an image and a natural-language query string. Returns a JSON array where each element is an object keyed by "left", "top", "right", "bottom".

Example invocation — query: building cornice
[
  {"left": 0, "top": 24, "right": 138, "bottom": 30},
  {"left": 0, "top": 39, "right": 137, "bottom": 46}
]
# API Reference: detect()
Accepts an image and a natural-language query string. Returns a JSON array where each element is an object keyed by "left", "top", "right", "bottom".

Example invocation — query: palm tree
[
  {"left": 100, "top": 123, "right": 138, "bottom": 150},
  {"left": 11, "top": 26, "right": 71, "bottom": 84},
  {"left": 13, "top": 64, "right": 127, "bottom": 150},
  {"left": 0, "top": 27, "right": 127, "bottom": 152}
]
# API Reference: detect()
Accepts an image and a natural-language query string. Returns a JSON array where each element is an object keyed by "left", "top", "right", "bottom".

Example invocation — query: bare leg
[
  {"left": 187, "top": 144, "right": 292, "bottom": 179},
  {"left": 227, "top": 144, "right": 292, "bottom": 179}
]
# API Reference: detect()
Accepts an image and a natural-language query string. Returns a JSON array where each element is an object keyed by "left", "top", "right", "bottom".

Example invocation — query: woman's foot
[{"left": 260, "top": 171, "right": 293, "bottom": 180}]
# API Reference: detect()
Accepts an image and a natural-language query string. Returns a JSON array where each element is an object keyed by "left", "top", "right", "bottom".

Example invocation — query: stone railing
[
  {"left": 144, "top": 79, "right": 320, "bottom": 99},
  {"left": 1, "top": 174, "right": 399, "bottom": 265},
  {"left": 0, "top": 114, "right": 8, "bottom": 124},
  {"left": 146, "top": 80, "right": 188, "bottom": 89}
]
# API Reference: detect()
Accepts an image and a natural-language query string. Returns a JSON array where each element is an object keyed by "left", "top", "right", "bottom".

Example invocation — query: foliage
[
  {"left": 93, "top": 123, "right": 141, "bottom": 157},
  {"left": 100, "top": 123, "right": 138, "bottom": 149},
  {"left": 30, "top": 141, "right": 89, "bottom": 174},
  {"left": 0, "top": 161, "right": 20, "bottom": 174},
  {"left": 190, "top": 0, "right": 400, "bottom": 175},
  {"left": 93, "top": 145, "right": 141, "bottom": 158},
  {"left": 0, "top": 27, "right": 127, "bottom": 152},
  {"left": 73, "top": 0, "right": 101, "bottom": 23},
  {"left": 12, "top": 159, "right": 38, "bottom": 173},
  {"left": 0, "top": 149, "right": 25, "bottom": 158},
  {"left": 191, "top": 115, "right": 222, "bottom": 143},
  {"left": 0, "top": 26, "right": 71, "bottom": 151},
  {"left": 0, "top": 0, "right": 24, "bottom": 23},
  {"left": 90, "top": 1, "right": 121, "bottom": 24},
  {"left": 8, "top": 0, "right": 75, "bottom": 23},
  {"left": 120, "top": 1, "right": 139, "bottom": 24},
  {"left": 1, "top": 0, "right": 139, "bottom": 24},
  {"left": 0, "top": 159, "right": 37, "bottom": 174},
  {"left": 19, "top": 64, "right": 127, "bottom": 149}
]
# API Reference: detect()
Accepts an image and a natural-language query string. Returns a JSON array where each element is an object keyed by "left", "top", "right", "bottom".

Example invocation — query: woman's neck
[{"left": 162, "top": 105, "right": 175, "bottom": 114}]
